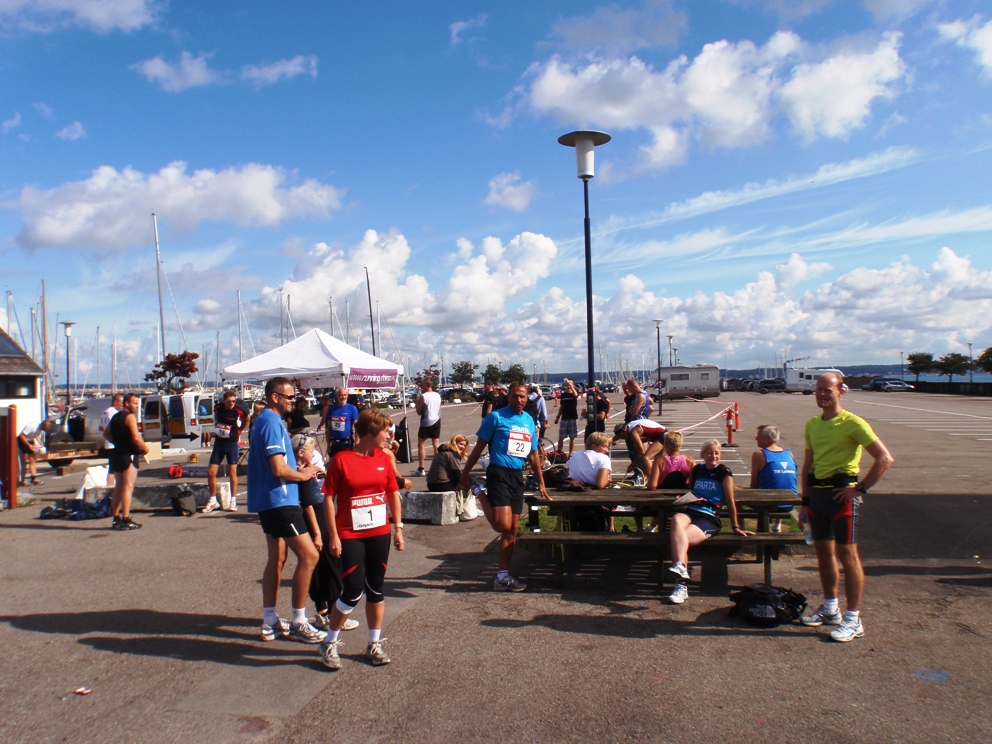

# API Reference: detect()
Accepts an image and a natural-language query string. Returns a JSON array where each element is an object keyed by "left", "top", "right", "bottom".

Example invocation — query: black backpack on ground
[
  {"left": 729, "top": 583, "right": 807, "bottom": 627},
  {"left": 171, "top": 484, "right": 197, "bottom": 517}
]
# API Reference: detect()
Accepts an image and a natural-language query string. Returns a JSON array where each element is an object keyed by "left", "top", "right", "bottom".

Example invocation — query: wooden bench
[{"left": 516, "top": 488, "right": 803, "bottom": 590}]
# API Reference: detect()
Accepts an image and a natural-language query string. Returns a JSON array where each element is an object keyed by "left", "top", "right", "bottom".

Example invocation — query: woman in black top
[{"left": 108, "top": 393, "right": 149, "bottom": 531}]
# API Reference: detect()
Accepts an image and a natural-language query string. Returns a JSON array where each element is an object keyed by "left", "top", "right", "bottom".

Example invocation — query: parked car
[
  {"left": 756, "top": 378, "right": 787, "bottom": 394},
  {"left": 862, "top": 377, "right": 903, "bottom": 391},
  {"left": 881, "top": 380, "right": 915, "bottom": 392},
  {"left": 440, "top": 387, "right": 480, "bottom": 402}
]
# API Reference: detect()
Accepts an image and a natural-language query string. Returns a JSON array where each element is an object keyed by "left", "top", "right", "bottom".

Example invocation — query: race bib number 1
[
  {"left": 506, "top": 431, "right": 531, "bottom": 458},
  {"left": 351, "top": 492, "right": 387, "bottom": 531}
]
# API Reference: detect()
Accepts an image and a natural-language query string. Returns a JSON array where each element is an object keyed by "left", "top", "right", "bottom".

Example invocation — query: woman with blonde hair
[
  {"left": 667, "top": 439, "right": 752, "bottom": 605},
  {"left": 426, "top": 434, "right": 469, "bottom": 492}
]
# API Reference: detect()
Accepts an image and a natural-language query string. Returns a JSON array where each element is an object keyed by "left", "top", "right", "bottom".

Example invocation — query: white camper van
[
  {"left": 785, "top": 367, "right": 844, "bottom": 394},
  {"left": 655, "top": 364, "right": 721, "bottom": 400}
]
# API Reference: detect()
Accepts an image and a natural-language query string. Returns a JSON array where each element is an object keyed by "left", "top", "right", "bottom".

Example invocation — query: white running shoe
[
  {"left": 829, "top": 618, "right": 865, "bottom": 642},
  {"left": 668, "top": 561, "right": 691, "bottom": 580},
  {"left": 260, "top": 617, "right": 290, "bottom": 641},
  {"left": 669, "top": 584, "right": 688, "bottom": 604},
  {"left": 320, "top": 639, "right": 343, "bottom": 670},
  {"left": 801, "top": 605, "right": 842, "bottom": 627},
  {"left": 288, "top": 620, "right": 327, "bottom": 644},
  {"left": 493, "top": 575, "right": 527, "bottom": 592},
  {"left": 342, "top": 618, "right": 360, "bottom": 631},
  {"left": 202, "top": 498, "right": 220, "bottom": 514}
]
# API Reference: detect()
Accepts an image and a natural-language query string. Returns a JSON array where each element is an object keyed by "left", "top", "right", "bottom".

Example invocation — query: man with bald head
[{"left": 799, "top": 372, "right": 893, "bottom": 643}]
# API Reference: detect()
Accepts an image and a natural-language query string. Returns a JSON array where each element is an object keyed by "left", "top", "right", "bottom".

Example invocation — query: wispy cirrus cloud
[
  {"left": 55, "top": 121, "right": 86, "bottom": 141},
  {"left": 131, "top": 51, "right": 224, "bottom": 93},
  {"left": 450, "top": 13, "right": 486, "bottom": 45},
  {"left": 241, "top": 55, "right": 318, "bottom": 86},
  {"left": 0, "top": 0, "right": 162, "bottom": 33},
  {"left": 483, "top": 171, "right": 538, "bottom": 212}
]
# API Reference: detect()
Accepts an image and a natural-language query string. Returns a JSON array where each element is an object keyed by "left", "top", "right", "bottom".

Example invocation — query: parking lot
[{"left": 1, "top": 389, "right": 990, "bottom": 742}]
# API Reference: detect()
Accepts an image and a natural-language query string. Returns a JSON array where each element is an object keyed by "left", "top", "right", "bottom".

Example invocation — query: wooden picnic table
[{"left": 519, "top": 487, "right": 803, "bottom": 589}]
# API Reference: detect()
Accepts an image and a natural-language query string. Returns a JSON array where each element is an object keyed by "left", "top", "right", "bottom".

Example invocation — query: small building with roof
[{"left": 0, "top": 327, "right": 45, "bottom": 434}]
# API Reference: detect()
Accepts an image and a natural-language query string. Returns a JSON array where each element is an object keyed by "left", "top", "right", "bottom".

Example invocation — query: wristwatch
[
  {"left": 394, "top": 522, "right": 405, "bottom": 530},
  {"left": 854, "top": 483, "right": 868, "bottom": 495}
]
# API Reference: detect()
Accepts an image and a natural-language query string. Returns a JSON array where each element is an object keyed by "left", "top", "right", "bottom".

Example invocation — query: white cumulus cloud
[
  {"left": 17, "top": 161, "right": 346, "bottom": 249},
  {"left": 0, "top": 0, "right": 161, "bottom": 33},
  {"left": 131, "top": 52, "right": 224, "bottom": 93},
  {"left": 519, "top": 30, "right": 905, "bottom": 171},
  {"left": 939, "top": 16, "right": 992, "bottom": 80},
  {"left": 483, "top": 171, "right": 537, "bottom": 212},
  {"left": 55, "top": 121, "right": 85, "bottom": 140},
  {"left": 241, "top": 55, "right": 319, "bottom": 86}
]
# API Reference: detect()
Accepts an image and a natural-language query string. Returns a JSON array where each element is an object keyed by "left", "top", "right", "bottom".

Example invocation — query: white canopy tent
[{"left": 221, "top": 328, "right": 404, "bottom": 389}]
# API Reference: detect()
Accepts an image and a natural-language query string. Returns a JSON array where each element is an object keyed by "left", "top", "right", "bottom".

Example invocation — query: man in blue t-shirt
[
  {"left": 248, "top": 377, "right": 325, "bottom": 645},
  {"left": 460, "top": 381, "right": 549, "bottom": 592},
  {"left": 323, "top": 387, "right": 360, "bottom": 459}
]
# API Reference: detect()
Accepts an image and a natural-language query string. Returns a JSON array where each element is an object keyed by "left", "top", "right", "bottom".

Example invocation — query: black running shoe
[{"left": 119, "top": 517, "right": 142, "bottom": 530}]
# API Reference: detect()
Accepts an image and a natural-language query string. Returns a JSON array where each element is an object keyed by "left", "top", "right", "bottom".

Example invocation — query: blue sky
[{"left": 1, "top": 0, "right": 991, "bottom": 386}]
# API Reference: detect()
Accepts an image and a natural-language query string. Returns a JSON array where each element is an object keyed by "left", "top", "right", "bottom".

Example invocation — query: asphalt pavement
[{"left": 1, "top": 391, "right": 990, "bottom": 743}]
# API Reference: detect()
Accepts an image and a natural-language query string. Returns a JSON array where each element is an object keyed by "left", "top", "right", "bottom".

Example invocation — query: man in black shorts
[
  {"left": 413, "top": 379, "right": 441, "bottom": 477},
  {"left": 248, "top": 377, "right": 325, "bottom": 644},
  {"left": 204, "top": 389, "right": 248, "bottom": 513},
  {"left": 460, "top": 382, "right": 549, "bottom": 591},
  {"left": 108, "top": 393, "right": 150, "bottom": 531}
]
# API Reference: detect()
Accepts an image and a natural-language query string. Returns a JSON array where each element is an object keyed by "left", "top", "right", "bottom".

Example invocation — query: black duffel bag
[
  {"left": 729, "top": 583, "right": 807, "bottom": 627},
  {"left": 171, "top": 484, "right": 197, "bottom": 517}
]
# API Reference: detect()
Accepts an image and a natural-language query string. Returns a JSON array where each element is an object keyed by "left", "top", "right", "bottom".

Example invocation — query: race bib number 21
[{"left": 506, "top": 431, "right": 530, "bottom": 458}]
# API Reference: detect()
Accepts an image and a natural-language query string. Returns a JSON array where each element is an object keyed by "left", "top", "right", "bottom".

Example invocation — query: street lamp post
[
  {"left": 968, "top": 343, "right": 973, "bottom": 384},
  {"left": 61, "top": 321, "right": 76, "bottom": 407},
  {"left": 667, "top": 335, "right": 674, "bottom": 367},
  {"left": 653, "top": 319, "right": 664, "bottom": 417},
  {"left": 559, "top": 130, "right": 611, "bottom": 436},
  {"left": 673, "top": 348, "right": 679, "bottom": 366}
]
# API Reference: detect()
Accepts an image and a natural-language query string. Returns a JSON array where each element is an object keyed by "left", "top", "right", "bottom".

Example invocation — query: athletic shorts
[
  {"left": 485, "top": 464, "right": 525, "bottom": 515},
  {"left": 683, "top": 509, "right": 721, "bottom": 537},
  {"left": 558, "top": 418, "right": 578, "bottom": 439},
  {"left": 108, "top": 452, "right": 139, "bottom": 474},
  {"left": 339, "top": 533, "right": 391, "bottom": 607},
  {"left": 808, "top": 486, "right": 860, "bottom": 545},
  {"left": 17, "top": 438, "right": 34, "bottom": 455},
  {"left": 258, "top": 505, "right": 309, "bottom": 539},
  {"left": 418, "top": 421, "right": 441, "bottom": 440},
  {"left": 327, "top": 439, "right": 353, "bottom": 458},
  {"left": 209, "top": 439, "right": 240, "bottom": 466}
]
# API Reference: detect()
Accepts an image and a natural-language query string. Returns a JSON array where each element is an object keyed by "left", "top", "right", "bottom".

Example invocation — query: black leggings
[
  {"left": 307, "top": 507, "right": 342, "bottom": 613},
  {"left": 340, "top": 533, "right": 391, "bottom": 607}
]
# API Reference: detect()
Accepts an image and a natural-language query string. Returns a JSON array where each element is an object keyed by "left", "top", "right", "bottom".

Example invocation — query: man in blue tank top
[{"left": 748, "top": 425, "right": 797, "bottom": 533}]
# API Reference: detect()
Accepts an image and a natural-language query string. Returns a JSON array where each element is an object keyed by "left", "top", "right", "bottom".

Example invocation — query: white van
[{"left": 785, "top": 368, "right": 844, "bottom": 394}]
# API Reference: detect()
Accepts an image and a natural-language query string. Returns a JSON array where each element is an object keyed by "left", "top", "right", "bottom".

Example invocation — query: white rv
[
  {"left": 654, "top": 364, "right": 721, "bottom": 400},
  {"left": 786, "top": 367, "right": 844, "bottom": 394}
]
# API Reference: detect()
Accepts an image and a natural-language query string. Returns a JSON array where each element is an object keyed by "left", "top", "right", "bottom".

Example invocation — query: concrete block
[
  {"left": 85, "top": 482, "right": 231, "bottom": 510},
  {"left": 401, "top": 490, "right": 458, "bottom": 525}
]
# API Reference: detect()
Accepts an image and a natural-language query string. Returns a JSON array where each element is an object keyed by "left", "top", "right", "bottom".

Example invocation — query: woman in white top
[{"left": 567, "top": 431, "right": 612, "bottom": 488}]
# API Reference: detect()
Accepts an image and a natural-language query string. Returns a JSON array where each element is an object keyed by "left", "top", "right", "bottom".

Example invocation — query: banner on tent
[{"left": 347, "top": 368, "right": 398, "bottom": 388}]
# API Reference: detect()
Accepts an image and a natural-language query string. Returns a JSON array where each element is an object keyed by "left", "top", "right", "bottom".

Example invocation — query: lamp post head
[
  {"left": 61, "top": 321, "right": 76, "bottom": 338},
  {"left": 654, "top": 319, "right": 665, "bottom": 330},
  {"left": 558, "top": 130, "right": 611, "bottom": 179}
]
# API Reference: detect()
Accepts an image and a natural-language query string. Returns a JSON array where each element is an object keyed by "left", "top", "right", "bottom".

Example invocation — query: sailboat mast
[
  {"left": 152, "top": 213, "right": 167, "bottom": 359},
  {"left": 41, "top": 280, "right": 51, "bottom": 409},
  {"left": 112, "top": 322, "right": 117, "bottom": 394}
]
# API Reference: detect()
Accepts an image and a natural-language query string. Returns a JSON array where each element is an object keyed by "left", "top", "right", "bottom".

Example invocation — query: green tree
[
  {"left": 145, "top": 351, "right": 199, "bottom": 393},
  {"left": 482, "top": 363, "right": 502, "bottom": 385},
  {"left": 414, "top": 364, "right": 440, "bottom": 390},
  {"left": 934, "top": 352, "right": 972, "bottom": 384},
  {"left": 501, "top": 363, "right": 528, "bottom": 385},
  {"left": 976, "top": 347, "right": 992, "bottom": 375},
  {"left": 906, "top": 352, "right": 934, "bottom": 383},
  {"left": 449, "top": 360, "right": 478, "bottom": 386}
]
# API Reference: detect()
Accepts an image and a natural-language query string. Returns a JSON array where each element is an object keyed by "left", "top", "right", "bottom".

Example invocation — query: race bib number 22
[{"left": 506, "top": 431, "right": 531, "bottom": 458}]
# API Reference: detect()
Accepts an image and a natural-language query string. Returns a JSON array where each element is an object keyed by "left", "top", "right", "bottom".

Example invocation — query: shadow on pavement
[
  {"left": 863, "top": 564, "right": 990, "bottom": 577},
  {"left": 0, "top": 609, "right": 321, "bottom": 668},
  {"left": 862, "top": 494, "right": 992, "bottom": 560},
  {"left": 480, "top": 606, "right": 806, "bottom": 639}
]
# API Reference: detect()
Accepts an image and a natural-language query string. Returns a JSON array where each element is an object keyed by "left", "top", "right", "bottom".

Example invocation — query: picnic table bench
[{"left": 517, "top": 488, "right": 804, "bottom": 590}]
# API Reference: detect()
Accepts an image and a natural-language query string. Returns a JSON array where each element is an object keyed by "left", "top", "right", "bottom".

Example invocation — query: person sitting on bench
[
  {"left": 426, "top": 434, "right": 469, "bottom": 492},
  {"left": 667, "top": 439, "right": 752, "bottom": 605}
]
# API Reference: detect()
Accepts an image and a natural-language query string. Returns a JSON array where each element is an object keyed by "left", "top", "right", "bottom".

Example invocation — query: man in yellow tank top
[{"left": 799, "top": 373, "right": 894, "bottom": 643}]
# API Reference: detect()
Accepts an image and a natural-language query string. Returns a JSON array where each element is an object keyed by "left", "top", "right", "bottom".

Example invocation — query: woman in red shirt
[{"left": 318, "top": 409, "right": 405, "bottom": 669}]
